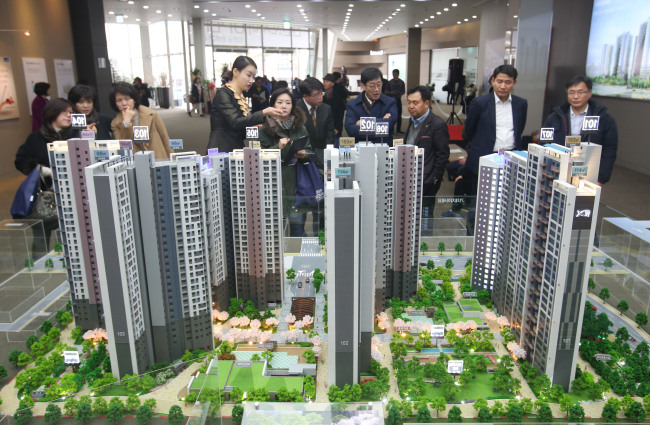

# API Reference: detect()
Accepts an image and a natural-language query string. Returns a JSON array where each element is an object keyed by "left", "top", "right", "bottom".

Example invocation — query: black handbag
[{"left": 29, "top": 187, "right": 57, "bottom": 222}]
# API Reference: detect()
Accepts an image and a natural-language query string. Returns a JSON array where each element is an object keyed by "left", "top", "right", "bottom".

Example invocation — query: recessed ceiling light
[
  {"left": 156, "top": 10, "right": 162, "bottom": 13},
  {"left": 261, "top": 17, "right": 265, "bottom": 19},
  {"left": 194, "top": 5, "right": 199, "bottom": 8},
  {"left": 452, "top": 3, "right": 458, "bottom": 6},
  {"left": 136, "top": 18, "right": 141, "bottom": 21},
  {"left": 396, "top": 8, "right": 401, "bottom": 11},
  {"left": 425, "top": 18, "right": 429, "bottom": 21},
  {"left": 437, "top": 11, "right": 441, "bottom": 15},
  {"left": 257, "top": 13, "right": 261, "bottom": 16},
  {"left": 108, "top": 11, "right": 115, "bottom": 14},
  {"left": 305, "top": 19, "right": 309, "bottom": 21},
  {"left": 400, "top": 3, "right": 406, "bottom": 7},
  {"left": 203, "top": 9, "right": 208, "bottom": 13},
  {"left": 147, "top": 21, "right": 151, "bottom": 24},
  {"left": 212, "top": 13, "right": 216, "bottom": 16},
  {"left": 415, "top": 24, "right": 419, "bottom": 27},
  {"left": 444, "top": 8, "right": 449, "bottom": 11},
  {"left": 464, "top": 18, "right": 468, "bottom": 21},
  {"left": 143, "top": 5, "right": 148, "bottom": 9},
  {"left": 388, "top": 16, "right": 392, "bottom": 19},
  {"left": 473, "top": 15, "right": 477, "bottom": 18},
  {"left": 128, "top": 0, "right": 134, "bottom": 4},
  {"left": 457, "top": 21, "right": 461, "bottom": 24},
  {"left": 419, "top": 21, "right": 423, "bottom": 24},
  {"left": 252, "top": 9, "right": 256, "bottom": 12},
  {"left": 513, "top": 15, "right": 518, "bottom": 18},
  {"left": 245, "top": 4, "right": 251, "bottom": 8},
  {"left": 167, "top": 14, "right": 172, "bottom": 17}
]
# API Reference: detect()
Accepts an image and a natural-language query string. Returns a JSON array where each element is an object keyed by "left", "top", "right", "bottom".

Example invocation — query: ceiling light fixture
[
  {"left": 472, "top": 15, "right": 477, "bottom": 18},
  {"left": 194, "top": 5, "right": 199, "bottom": 8},
  {"left": 444, "top": 8, "right": 449, "bottom": 11},
  {"left": 245, "top": 4, "right": 251, "bottom": 8},
  {"left": 513, "top": 15, "right": 518, "bottom": 18},
  {"left": 142, "top": 5, "right": 148, "bottom": 9},
  {"left": 452, "top": 3, "right": 458, "bottom": 6},
  {"left": 108, "top": 11, "right": 115, "bottom": 14}
]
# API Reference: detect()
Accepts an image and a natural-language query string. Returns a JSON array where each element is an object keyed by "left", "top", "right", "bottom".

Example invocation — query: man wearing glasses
[
  {"left": 345, "top": 67, "right": 398, "bottom": 145},
  {"left": 297, "top": 77, "right": 335, "bottom": 171},
  {"left": 542, "top": 75, "right": 618, "bottom": 185}
]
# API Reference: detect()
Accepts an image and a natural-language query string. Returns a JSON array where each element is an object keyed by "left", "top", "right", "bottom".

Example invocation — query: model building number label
[
  {"left": 360, "top": 117, "right": 376, "bottom": 132},
  {"left": 335, "top": 168, "right": 351, "bottom": 177},
  {"left": 540, "top": 128, "right": 554, "bottom": 141},
  {"left": 71, "top": 114, "right": 87, "bottom": 128},
  {"left": 375, "top": 122, "right": 389, "bottom": 135},
  {"left": 340, "top": 340, "right": 349, "bottom": 346},
  {"left": 133, "top": 126, "right": 150, "bottom": 141},
  {"left": 572, "top": 165, "right": 588, "bottom": 177},
  {"left": 117, "top": 331, "right": 125, "bottom": 337},
  {"left": 582, "top": 116, "right": 600, "bottom": 131},
  {"left": 169, "top": 139, "right": 183, "bottom": 149},
  {"left": 94, "top": 149, "right": 109, "bottom": 160},
  {"left": 246, "top": 127, "right": 259, "bottom": 139}
]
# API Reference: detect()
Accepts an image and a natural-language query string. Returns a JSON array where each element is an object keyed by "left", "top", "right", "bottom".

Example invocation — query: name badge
[{"left": 539, "top": 128, "right": 554, "bottom": 141}]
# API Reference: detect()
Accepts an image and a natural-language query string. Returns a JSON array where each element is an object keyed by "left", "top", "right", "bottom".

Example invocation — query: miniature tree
[
  {"left": 587, "top": 278, "right": 595, "bottom": 292},
  {"left": 430, "top": 397, "right": 446, "bottom": 417},
  {"left": 24, "top": 257, "right": 34, "bottom": 270},
  {"left": 625, "top": 401, "right": 645, "bottom": 423},
  {"left": 64, "top": 398, "right": 79, "bottom": 416},
  {"left": 285, "top": 268, "right": 296, "bottom": 283},
  {"left": 76, "top": 402, "right": 93, "bottom": 425},
  {"left": 54, "top": 242, "right": 63, "bottom": 254},
  {"left": 45, "top": 258, "right": 54, "bottom": 271},
  {"left": 599, "top": 288, "right": 610, "bottom": 303},
  {"left": 261, "top": 350, "right": 274, "bottom": 364},
  {"left": 45, "top": 404, "right": 62, "bottom": 425},
  {"left": 426, "top": 260, "right": 434, "bottom": 270},
  {"left": 636, "top": 312, "right": 648, "bottom": 328},
  {"left": 465, "top": 258, "right": 472, "bottom": 267},
  {"left": 318, "top": 230, "right": 325, "bottom": 246},
  {"left": 14, "top": 401, "right": 33, "bottom": 425},
  {"left": 455, "top": 243, "right": 462, "bottom": 255},
  {"left": 93, "top": 397, "right": 109, "bottom": 415},
  {"left": 386, "top": 405, "right": 402, "bottom": 425},
  {"left": 616, "top": 327, "right": 630, "bottom": 342},
  {"left": 168, "top": 405, "right": 184, "bottom": 425},
  {"left": 40, "top": 320, "right": 53, "bottom": 334},
  {"left": 603, "top": 258, "right": 613, "bottom": 270},
  {"left": 416, "top": 405, "right": 432, "bottom": 423},
  {"left": 9, "top": 349, "right": 23, "bottom": 367},
  {"left": 616, "top": 300, "right": 629, "bottom": 315},
  {"left": 445, "top": 259, "right": 454, "bottom": 269},
  {"left": 477, "top": 408, "right": 493, "bottom": 423},
  {"left": 106, "top": 400, "right": 124, "bottom": 425},
  {"left": 537, "top": 403, "right": 553, "bottom": 423},
  {"left": 506, "top": 403, "right": 523, "bottom": 423},
  {"left": 136, "top": 405, "right": 153, "bottom": 425},
  {"left": 420, "top": 242, "right": 428, "bottom": 251},
  {"left": 126, "top": 394, "right": 141, "bottom": 412},
  {"left": 601, "top": 401, "right": 618, "bottom": 422},
  {"left": 144, "top": 399, "right": 156, "bottom": 411},
  {"left": 448, "top": 406, "right": 462, "bottom": 422},
  {"left": 231, "top": 405, "right": 244, "bottom": 425},
  {"left": 567, "top": 403, "right": 585, "bottom": 422},
  {"left": 438, "top": 242, "right": 445, "bottom": 254}
]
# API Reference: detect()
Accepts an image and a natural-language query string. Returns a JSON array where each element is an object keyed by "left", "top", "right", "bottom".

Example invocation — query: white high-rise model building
[
  {"left": 324, "top": 143, "right": 424, "bottom": 386},
  {"left": 472, "top": 143, "right": 602, "bottom": 390},
  {"left": 229, "top": 148, "right": 284, "bottom": 310},
  {"left": 85, "top": 151, "right": 222, "bottom": 376},
  {"left": 48, "top": 139, "right": 131, "bottom": 330}
]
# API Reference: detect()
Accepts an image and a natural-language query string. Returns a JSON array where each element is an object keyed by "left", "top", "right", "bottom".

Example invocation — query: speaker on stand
[{"left": 446, "top": 58, "right": 464, "bottom": 125}]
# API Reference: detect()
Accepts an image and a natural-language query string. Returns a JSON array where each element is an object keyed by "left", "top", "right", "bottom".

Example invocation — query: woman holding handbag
[
  {"left": 14, "top": 98, "right": 74, "bottom": 252},
  {"left": 259, "top": 88, "right": 316, "bottom": 237}
]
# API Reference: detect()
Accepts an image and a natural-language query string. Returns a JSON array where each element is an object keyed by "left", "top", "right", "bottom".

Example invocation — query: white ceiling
[{"left": 104, "top": 0, "right": 521, "bottom": 42}]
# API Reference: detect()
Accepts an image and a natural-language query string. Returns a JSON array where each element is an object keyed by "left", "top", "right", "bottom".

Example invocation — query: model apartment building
[
  {"left": 471, "top": 143, "right": 602, "bottom": 390},
  {"left": 48, "top": 139, "right": 132, "bottom": 330},
  {"left": 325, "top": 143, "right": 424, "bottom": 387},
  {"left": 229, "top": 148, "right": 284, "bottom": 310}
]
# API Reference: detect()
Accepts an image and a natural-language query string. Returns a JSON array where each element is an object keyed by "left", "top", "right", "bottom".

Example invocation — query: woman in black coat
[
  {"left": 68, "top": 84, "right": 113, "bottom": 140},
  {"left": 208, "top": 56, "right": 282, "bottom": 153}
]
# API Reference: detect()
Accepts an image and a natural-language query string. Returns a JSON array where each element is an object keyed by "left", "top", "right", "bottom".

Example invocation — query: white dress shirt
[
  {"left": 493, "top": 92, "right": 515, "bottom": 152},
  {"left": 570, "top": 105, "right": 588, "bottom": 136}
]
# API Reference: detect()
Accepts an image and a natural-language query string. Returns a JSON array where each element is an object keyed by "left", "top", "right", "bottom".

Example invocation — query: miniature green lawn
[
  {"left": 406, "top": 372, "right": 515, "bottom": 401},
  {"left": 189, "top": 361, "right": 303, "bottom": 392},
  {"left": 443, "top": 304, "right": 486, "bottom": 324},
  {"left": 458, "top": 299, "right": 482, "bottom": 310}
]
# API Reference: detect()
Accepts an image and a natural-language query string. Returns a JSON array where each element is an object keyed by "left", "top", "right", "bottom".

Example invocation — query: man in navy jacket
[
  {"left": 345, "top": 67, "right": 398, "bottom": 145},
  {"left": 462, "top": 65, "right": 527, "bottom": 189}
]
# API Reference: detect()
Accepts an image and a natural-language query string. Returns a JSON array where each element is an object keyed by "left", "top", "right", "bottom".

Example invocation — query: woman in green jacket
[{"left": 259, "top": 88, "right": 315, "bottom": 237}]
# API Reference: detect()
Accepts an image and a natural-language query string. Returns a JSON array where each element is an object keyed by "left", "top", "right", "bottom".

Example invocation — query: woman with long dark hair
[
  {"left": 208, "top": 56, "right": 282, "bottom": 153},
  {"left": 68, "top": 84, "right": 113, "bottom": 140},
  {"left": 259, "top": 88, "right": 315, "bottom": 236}
]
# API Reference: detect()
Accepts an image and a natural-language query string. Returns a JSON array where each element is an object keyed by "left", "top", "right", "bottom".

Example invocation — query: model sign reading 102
[
  {"left": 375, "top": 122, "right": 389, "bottom": 135},
  {"left": 133, "top": 126, "right": 150, "bottom": 141},
  {"left": 360, "top": 117, "right": 376, "bottom": 132},
  {"left": 246, "top": 127, "right": 259, "bottom": 139}
]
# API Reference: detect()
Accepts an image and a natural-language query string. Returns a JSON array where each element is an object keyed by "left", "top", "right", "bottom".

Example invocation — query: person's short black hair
[
  {"left": 300, "top": 77, "right": 324, "bottom": 97},
  {"left": 41, "top": 98, "right": 73, "bottom": 132},
  {"left": 68, "top": 84, "right": 98, "bottom": 107},
  {"left": 255, "top": 76, "right": 263, "bottom": 82},
  {"left": 109, "top": 82, "right": 140, "bottom": 112},
  {"left": 232, "top": 56, "right": 257, "bottom": 72},
  {"left": 566, "top": 75, "right": 593, "bottom": 90},
  {"left": 491, "top": 64, "right": 518, "bottom": 81},
  {"left": 407, "top": 86, "right": 432, "bottom": 102},
  {"left": 275, "top": 80, "right": 289, "bottom": 89},
  {"left": 360, "top": 67, "right": 383, "bottom": 85},
  {"left": 34, "top": 82, "right": 50, "bottom": 96},
  {"left": 332, "top": 71, "right": 342, "bottom": 80},
  {"left": 392, "top": 69, "right": 399, "bottom": 75}
]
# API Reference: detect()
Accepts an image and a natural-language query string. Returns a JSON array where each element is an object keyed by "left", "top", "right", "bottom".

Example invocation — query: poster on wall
[
  {"left": 22, "top": 57, "right": 48, "bottom": 115},
  {"left": 586, "top": 0, "right": 650, "bottom": 100},
  {"left": 54, "top": 59, "right": 75, "bottom": 98},
  {"left": 0, "top": 57, "right": 20, "bottom": 121}
]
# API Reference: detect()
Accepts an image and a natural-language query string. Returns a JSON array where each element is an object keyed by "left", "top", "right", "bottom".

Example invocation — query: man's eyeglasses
[
  {"left": 568, "top": 90, "right": 589, "bottom": 97},
  {"left": 365, "top": 83, "right": 383, "bottom": 90}
]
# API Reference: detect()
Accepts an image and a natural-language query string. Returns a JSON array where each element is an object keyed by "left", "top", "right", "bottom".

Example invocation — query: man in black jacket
[
  {"left": 404, "top": 85, "right": 450, "bottom": 197},
  {"left": 323, "top": 73, "right": 347, "bottom": 136},
  {"left": 297, "top": 77, "right": 336, "bottom": 171},
  {"left": 542, "top": 75, "right": 618, "bottom": 185}
]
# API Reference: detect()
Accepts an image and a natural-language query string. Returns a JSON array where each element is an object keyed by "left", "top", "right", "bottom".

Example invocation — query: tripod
[{"left": 446, "top": 99, "right": 463, "bottom": 125}]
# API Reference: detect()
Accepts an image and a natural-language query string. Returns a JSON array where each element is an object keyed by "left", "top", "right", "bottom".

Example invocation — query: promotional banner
[
  {"left": 53, "top": 59, "right": 75, "bottom": 98},
  {"left": 0, "top": 57, "right": 19, "bottom": 120},
  {"left": 22, "top": 57, "right": 48, "bottom": 115}
]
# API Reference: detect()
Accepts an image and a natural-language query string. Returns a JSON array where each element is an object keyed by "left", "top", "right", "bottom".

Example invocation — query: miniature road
[{"left": 587, "top": 294, "right": 650, "bottom": 348}]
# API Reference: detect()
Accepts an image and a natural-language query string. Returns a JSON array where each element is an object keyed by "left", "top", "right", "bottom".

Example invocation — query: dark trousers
[{"left": 393, "top": 97, "right": 403, "bottom": 132}]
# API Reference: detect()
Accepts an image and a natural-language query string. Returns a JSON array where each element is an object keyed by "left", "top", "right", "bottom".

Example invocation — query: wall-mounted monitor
[{"left": 586, "top": 0, "right": 650, "bottom": 100}]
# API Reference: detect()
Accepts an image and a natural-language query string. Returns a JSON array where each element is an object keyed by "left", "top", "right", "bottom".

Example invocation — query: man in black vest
[{"left": 297, "top": 77, "right": 335, "bottom": 171}]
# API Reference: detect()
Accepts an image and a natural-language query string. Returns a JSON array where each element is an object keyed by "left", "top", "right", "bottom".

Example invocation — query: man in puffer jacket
[{"left": 542, "top": 75, "right": 618, "bottom": 185}]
